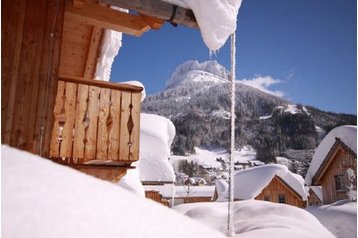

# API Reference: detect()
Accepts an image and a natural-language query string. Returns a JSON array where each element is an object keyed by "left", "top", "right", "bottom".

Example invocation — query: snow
[
  {"left": 117, "top": 167, "right": 145, "bottom": 197},
  {"left": 305, "top": 125, "right": 357, "bottom": 186},
  {"left": 276, "top": 156, "right": 291, "bottom": 168},
  {"left": 215, "top": 164, "right": 307, "bottom": 201},
  {"left": 162, "top": 0, "right": 243, "bottom": 51},
  {"left": 94, "top": 6, "right": 128, "bottom": 81},
  {"left": 259, "top": 114, "right": 272, "bottom": 120},
  {"left": 119, "top": 80, "right": 146, "bottom": 102},
  {"left": 165, "top": 60, "right": 228, "bottom": 90},
  {"left": 2, "top": 145, "right": 226, "bottom": 238},
  {"left": 211, "top": 109, "right": 231, "bottom": 120},
  {"left": 144, "top": 185, "right": 215, "bottom": 199},
  {"left": 305, "top": 200, "right": 357, "bottom": 238},
  {"left": 138, "top": 113, "right": 176, "bottom": 182},
  {"left": 172, "top": 146, "right": 258, "bottom": 170},
  {"left": 174, "top": 200, "right": 334, "bottom": 237}
]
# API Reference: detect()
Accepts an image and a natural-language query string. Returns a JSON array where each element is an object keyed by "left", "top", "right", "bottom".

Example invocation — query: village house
[
  {"left": 214, "top": 164, "right": 308, "bottom": 208},
  {"left": 305, "top": 125, "right": 357, "bottom": 204}
]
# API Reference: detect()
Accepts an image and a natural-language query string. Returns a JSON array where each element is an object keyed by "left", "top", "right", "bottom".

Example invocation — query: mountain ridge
[{"left": 142, "top": 60, "right": 356, "bottom": 176}]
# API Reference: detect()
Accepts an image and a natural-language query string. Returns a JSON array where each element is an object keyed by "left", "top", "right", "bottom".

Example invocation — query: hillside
[{"left": 142, "top": 60, "right": 356, "bottom": 176}]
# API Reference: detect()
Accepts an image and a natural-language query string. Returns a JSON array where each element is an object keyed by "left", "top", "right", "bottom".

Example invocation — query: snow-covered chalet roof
[
  {"left": 305, "top": 125, "right": 357, "bottom": 186},
  {"left": 216, "top": 164, "right": 308, "bottom": 201}
]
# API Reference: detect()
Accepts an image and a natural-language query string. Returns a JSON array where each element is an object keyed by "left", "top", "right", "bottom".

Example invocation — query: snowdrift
[{"left": 2, "top": 145, "right": 224, "bottom": 238}]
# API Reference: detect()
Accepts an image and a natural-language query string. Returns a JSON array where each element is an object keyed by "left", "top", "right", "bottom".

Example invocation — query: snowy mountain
[{"left": 142, "top": 60, "right": 356, "bottom": 177}]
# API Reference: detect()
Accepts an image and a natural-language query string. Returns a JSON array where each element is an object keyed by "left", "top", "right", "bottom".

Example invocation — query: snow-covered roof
[
  {"left": 138, "top": 113, "right": 176, "bottom": 182},
  {"left": 305, "top": 125, "right": 357, "bottom": 186},
  {"left": 162, "top": 0, "right": 243, "bottom": 51},
  {"left": 310, "top": 186, "right": 323, "bottom": 201},
  {"left": 174, "top": 201, "right": 334, "bottom": 238},
  {"left": 216, "top": 164, "right": 308, "bottom": 201},
  {"left": 2, "top": 145, "right": 224, "bottom": 238}
]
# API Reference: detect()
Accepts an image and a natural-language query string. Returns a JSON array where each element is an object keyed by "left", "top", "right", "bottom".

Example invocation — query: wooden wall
[
  {"left": 255, "top": 176, "right": 306, "bottom": 208},
  {"left": 2, "top": 0, "right": 65, "bottom": 156},
  {"left": 183, "top": 196, "right": 212, "bottom": 204},
  {"left": 60, "top": 1, "right": 104, "bottom": 79},
  {"left": 308, "top": 189, "right": 322, "bottom": 206},
  {"left": 145, "top": 190, "right": 170, "bottom": 206},
  {"left": 319, "top": 146, "right": 356, "bottom": 204}
]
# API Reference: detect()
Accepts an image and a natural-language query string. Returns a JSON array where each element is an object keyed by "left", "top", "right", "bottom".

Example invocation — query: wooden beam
[
  {"left": 100, "top": 0, "right": 198, "bottom": 28},
  {"left": 59, "top": 75, "right": 143, "bottom": 93},
  {"left": 139, "top": 14, "right": 165, "bottom": 30},
  {"left": 65, "top": 1, "right": 150, "bottom": 36}
]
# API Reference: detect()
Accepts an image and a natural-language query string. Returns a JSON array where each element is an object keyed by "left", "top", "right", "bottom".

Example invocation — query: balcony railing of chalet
[{"left": 49, "top": 77, "right": 142, "bottom": 171}]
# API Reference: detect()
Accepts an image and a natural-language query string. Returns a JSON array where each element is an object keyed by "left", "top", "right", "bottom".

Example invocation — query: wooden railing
[{"left": 49, "top": 77, "right": 142, "bottom": 166}]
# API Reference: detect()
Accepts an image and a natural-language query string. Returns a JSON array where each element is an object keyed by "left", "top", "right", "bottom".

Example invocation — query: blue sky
[{"left": 111, "top": 0, "right": 357, "bottom": 114}]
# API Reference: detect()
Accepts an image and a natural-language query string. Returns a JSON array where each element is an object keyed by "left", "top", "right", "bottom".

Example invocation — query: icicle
[{"left": 226, "top": 32, "right": 236, "bottom": 237}]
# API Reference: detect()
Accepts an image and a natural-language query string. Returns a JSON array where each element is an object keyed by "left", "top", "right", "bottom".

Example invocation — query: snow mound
[
  {"left": 138, "top": 113, "right": 176, "bottom": 182},
  {"left": 216, "top": 164, "right": 307, "bottom": 201},
  {"left": 174, "top": 201, "right": 334, "bottom": 238},
  {"left": 2, "top": 145, "right": 225, "bottom": 238},
  {"left": 305, "top": 125, "right": 357, "bottom": 185},
  {"left": 305, "top": 200, "right": 357, "bottom": 238},
  {"left": 165, "top": 60, "right": 228, "bottom": 89}
]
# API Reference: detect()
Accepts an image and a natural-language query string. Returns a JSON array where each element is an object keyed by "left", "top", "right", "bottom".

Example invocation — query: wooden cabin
[
  {"left": 213, "top": 165, "right": 308, "bottom": 208},
  {"left": 254, "top": 175, "right": 306, "bottom": 208},
  {"left": 310, "top": 137, "right": 357, "bottom": 204},
  {"left": 2, "top": 0, "right": 197, "bottom": 182}
]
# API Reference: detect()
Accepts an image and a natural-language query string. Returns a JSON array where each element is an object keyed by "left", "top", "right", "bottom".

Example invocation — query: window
[
  {"left": 335, "top": 175, "right": 344, "bottom": 191},
  {"left": 278, "top": 194, "right": 286, "bottom": 204},
  {"left": 264, "top": 196, "right": 270, "bottom": 201}
]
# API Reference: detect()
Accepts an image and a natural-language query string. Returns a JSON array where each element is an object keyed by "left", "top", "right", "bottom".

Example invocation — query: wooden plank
[
  {"left": 59, "top": 76, "right": 143, "bottom": 92},
  {"left": 84, "top": 86, "right": 100, "bottom": 160},
  {"left": 119, "top": 91, "right": 131, "bottom": 160},
  {"left": 108, "top": 90, "right": 121, "bottom": 160},
  {"left": 24, "top": 0, "right": 48, "bottom": 152},
  {"left": 83, "top": 26, "right": 103, "bottom": 79},
  {"left": 2, "top": 0, "right": 26, "bottom": 144},
  {"left": 11, "top": 0, "right": 45, "bottom": 149},
  {"left": 65, "top": 1, "right": 150, "bottom": 36},
  {"left": 41, "top": 0, "right": 66, "bottom": 157},
  {"left": 60, "top": 82, "right": 77, "bottom": 158},
  {"left": 73, "top": 84, "right": 89, "bottom": 160},
  {"left": 50, "top": 81, "right": 66, "bottom": 158},
  {"left": 129, "top": 92, "right": 141, "bottom": 161},
  {"left": 101, "top": 0, "right": 198, "bottom": 28},
  {"left": 96, "top": 88, "right": 111, "bottom": 159}
]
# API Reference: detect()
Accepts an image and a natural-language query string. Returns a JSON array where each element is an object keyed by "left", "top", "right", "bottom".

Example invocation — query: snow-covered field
[
  {"left": 171, "top": 146, "right": 259, "bottom": 170},
  {"left": 174, "top": 201, "right": 335, "bottom": 238},
  {"left": 305, "top": 200, "right": 357, "bottom": 238}
]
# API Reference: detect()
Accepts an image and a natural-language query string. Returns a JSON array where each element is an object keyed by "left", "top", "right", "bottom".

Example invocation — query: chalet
[
  {"left": 2, "top": 0, "right": 240, "bottom": 182},
  {"left": 307, "top": 186, "right": 323, "bottom": 206},
  {"left": 305, "top": 125, "right": 357, "bottom": 204},
  {"left": 214, "top": 164, "right": 308, "bottom": 208}
]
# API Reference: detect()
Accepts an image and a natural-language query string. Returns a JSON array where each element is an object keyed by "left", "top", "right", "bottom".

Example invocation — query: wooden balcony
[{"left": 49, "top": 76, "right": 142, "bottom": 181}]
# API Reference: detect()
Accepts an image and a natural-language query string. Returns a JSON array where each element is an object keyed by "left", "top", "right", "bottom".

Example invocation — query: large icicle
[{"left": 227, "top": 32, "right": 236, "bottom": 237}]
